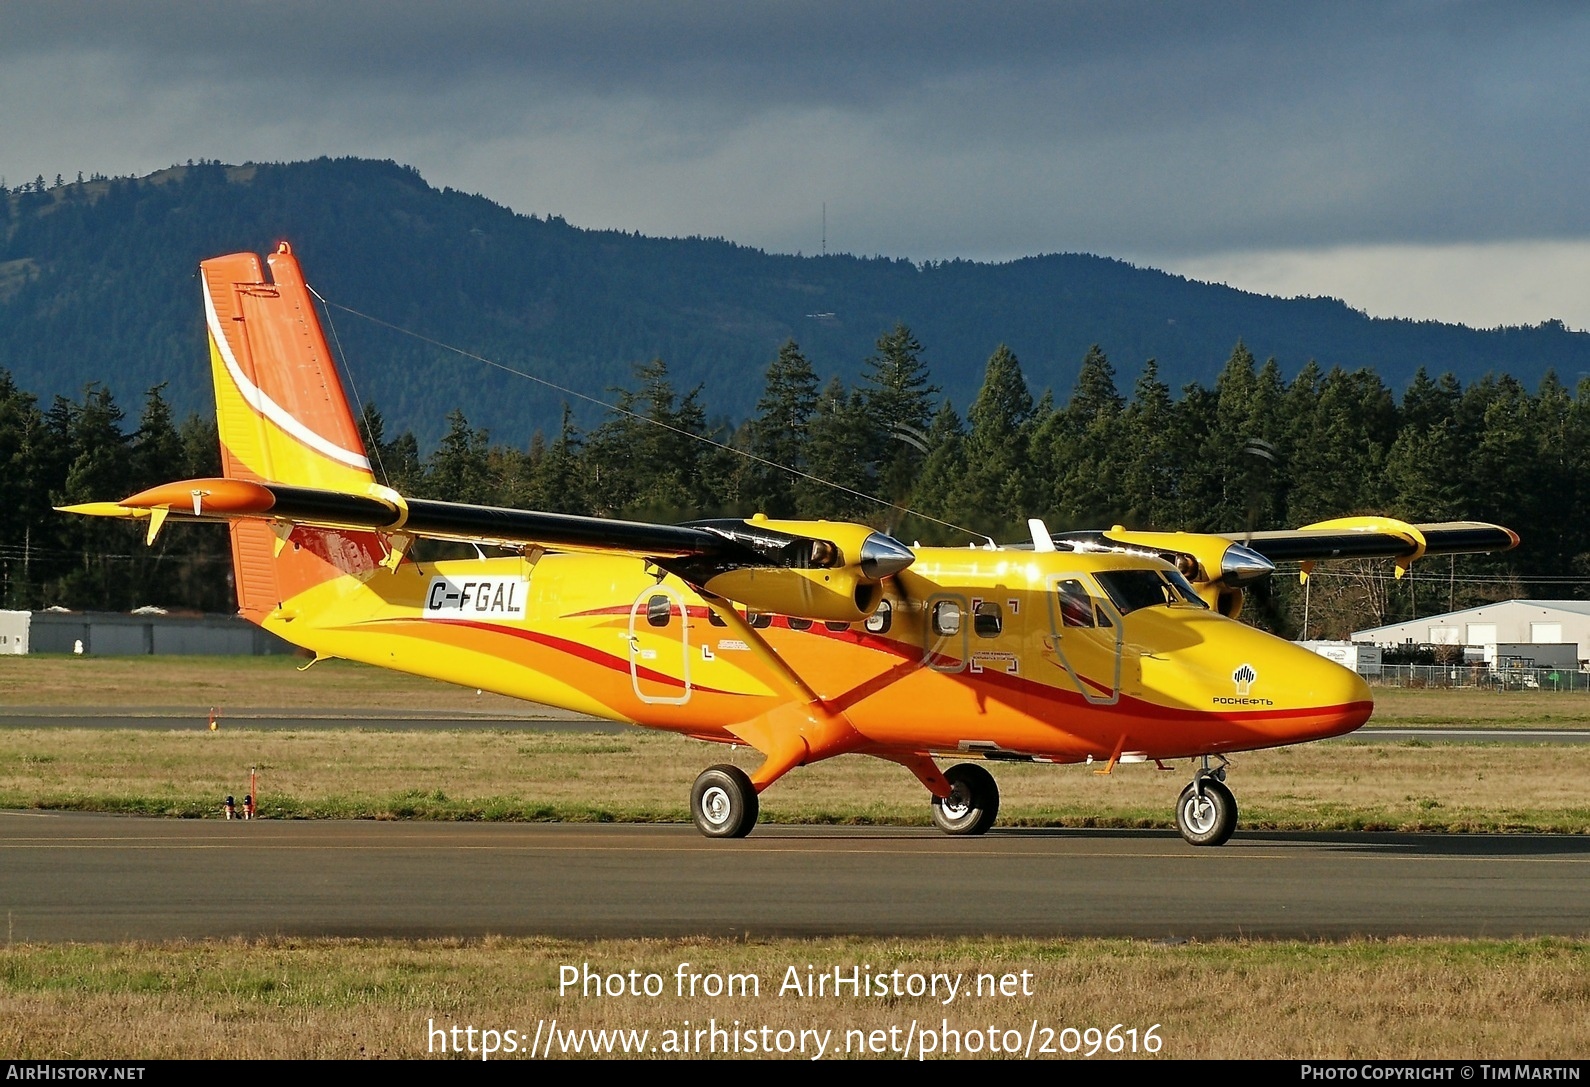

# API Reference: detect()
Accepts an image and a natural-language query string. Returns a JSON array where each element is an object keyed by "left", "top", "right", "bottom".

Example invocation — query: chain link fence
[{"left": 1371, "top": 664, "right": 1590, "bottom": 691}]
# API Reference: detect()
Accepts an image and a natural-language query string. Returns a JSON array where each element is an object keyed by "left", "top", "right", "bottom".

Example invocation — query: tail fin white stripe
[{"left": 202, "top": 280, "right": 372, "bottom": 472}]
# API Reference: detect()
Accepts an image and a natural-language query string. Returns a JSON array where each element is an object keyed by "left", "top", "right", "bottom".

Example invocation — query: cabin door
[
  {"left": 627, "top": 585, "right": 692, "bottom": 705},
  {"left": 1043, "top": 574, "right": 1124, "bottom": 705}
]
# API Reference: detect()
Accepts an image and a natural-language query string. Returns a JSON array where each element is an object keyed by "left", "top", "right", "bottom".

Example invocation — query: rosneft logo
[
  {"left": 1233, "top": 663, "right": 1256, "bottom": 695},
  {"left": 1213, "top": 663, "right": 1273, "bottom": 706}
]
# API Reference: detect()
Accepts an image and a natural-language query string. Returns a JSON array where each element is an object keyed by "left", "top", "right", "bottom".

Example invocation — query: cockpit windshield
[{"left": 1094, "top": 569, "right": 1209, "bottom": 615}]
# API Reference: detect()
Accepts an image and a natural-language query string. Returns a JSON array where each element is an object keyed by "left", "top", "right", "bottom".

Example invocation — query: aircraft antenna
[
  {"left": 308, "top": 289, "right": 983, "bottom": 539},
  {"left": 314, "top": 291, "right": 391, "bottom": 488}
]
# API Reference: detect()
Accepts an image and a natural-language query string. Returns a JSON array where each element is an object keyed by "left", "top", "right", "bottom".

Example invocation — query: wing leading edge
[
  {"left": 59, "top": 476, "right": 916, "bottom": 623},
  {"left": 1231, "top": 518, "right": 1519, "bottom": 564}
]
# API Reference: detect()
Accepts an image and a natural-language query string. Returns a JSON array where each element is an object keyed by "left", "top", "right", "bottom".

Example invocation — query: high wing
[
  {"left": 1052, "top": 516, "right": 1519, "bottom": 617},
  {"left": 60, "top": 477, "right": 916, "bottom": 624},
  {"left": 64, "top": 477, "right": 759, "bottom": 560},
  {"left": 1230, "top": 518, "right": 1519, "bottom": 566}
]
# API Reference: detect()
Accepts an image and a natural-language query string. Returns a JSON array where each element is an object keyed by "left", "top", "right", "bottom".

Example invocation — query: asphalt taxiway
[{"left": 4, "top": 811, "right": 1587, "bottom": 942}]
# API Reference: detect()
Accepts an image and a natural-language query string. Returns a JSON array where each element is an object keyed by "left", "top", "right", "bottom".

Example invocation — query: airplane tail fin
[
  {"left": 199, "top": 245, "right": 380, "bottom": 620},
  {"left": 201, "top": 244, "right": 374, "bottom": 491}
]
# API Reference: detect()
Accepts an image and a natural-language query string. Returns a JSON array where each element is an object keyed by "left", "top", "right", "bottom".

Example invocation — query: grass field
[
  {"left": 4, "top": 726, "right": 1590, "bottom": 833},
  {"left": 0, "top": 654, "right": 551, "bottom": 715},
  {"left": 5, "top": 653, "right": 1590, "bottom": 726},
  {"left": 3, "top": 937, "right": 1588, "bottom": 1060},
  {"left": 4, "top": 655, "right": 1589, "bottom": 1059},
  {"left": 2, "top": 655, "right": 1588, "bottom": 831}
]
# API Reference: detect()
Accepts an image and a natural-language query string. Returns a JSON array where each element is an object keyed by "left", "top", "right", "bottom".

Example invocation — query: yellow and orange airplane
[{"left": 64, "top": 245, "right": 1519, "bottom": 844}]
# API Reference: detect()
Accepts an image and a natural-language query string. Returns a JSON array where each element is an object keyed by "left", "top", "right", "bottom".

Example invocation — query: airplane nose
[{"left": 1295, "top": 647, "right": 1373, "bottom": 738}]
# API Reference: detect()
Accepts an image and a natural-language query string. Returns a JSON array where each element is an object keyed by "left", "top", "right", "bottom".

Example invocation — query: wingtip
[{"left": 56, "top": 501, "right": 146, "bottom": 519}]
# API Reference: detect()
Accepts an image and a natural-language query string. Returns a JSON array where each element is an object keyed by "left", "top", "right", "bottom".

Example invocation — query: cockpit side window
[
  {"left": 1164, "top": 568, "right": 1209, "bottom": 608},
  {"left": 1057, "top": 579, "right": 1095, "bottom": 628},
  {"left": 1095, "top": 569, "right": 1209, "bottom": 615}
]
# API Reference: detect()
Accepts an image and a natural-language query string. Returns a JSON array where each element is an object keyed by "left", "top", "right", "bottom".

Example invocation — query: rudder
[
  {"left": 199, "top": 245, "right": 379, "bottom": 621},
  {"left": 201, "top": 244, "right": 373, "bottom": 492}
]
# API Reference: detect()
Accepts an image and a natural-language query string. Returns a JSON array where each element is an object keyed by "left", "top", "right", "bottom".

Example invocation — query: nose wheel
[{"left": 1175, "top": 767, "right": 1237, "bottom": 846}]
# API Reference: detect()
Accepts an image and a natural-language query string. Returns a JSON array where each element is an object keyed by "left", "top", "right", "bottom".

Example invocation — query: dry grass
[
  {"left": 3, "top": 655, "right": 1588, "bottom": 829},
  {"left": 2, "top": 726, "right": 1588, "bottom": 831},
  {"left": 7, "top": 654, "right": 1590, "bottom": 727},
  {"left": 1367, "top": 685, "right": 1590, "bottom": 729},
  {"left": 2, "top": 937, "right": 1586, "bottom": 1059},
  {"left": 0, "top": 654, "right": 557, "bottom": 715}
]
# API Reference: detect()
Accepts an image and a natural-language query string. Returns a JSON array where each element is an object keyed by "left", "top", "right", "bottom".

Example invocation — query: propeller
[{"left": 1235, "top": 436, "right": 1290, "bottom": 634}]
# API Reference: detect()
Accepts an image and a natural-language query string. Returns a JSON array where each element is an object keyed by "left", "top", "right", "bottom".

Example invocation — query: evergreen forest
[{"left": 4, "top": 329, "right": 1582, "bottom": 640}]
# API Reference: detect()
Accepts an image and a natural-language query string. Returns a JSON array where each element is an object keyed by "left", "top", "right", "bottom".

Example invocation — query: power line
[{"left": 308, "top": 288, "right": 983, "bottom": 540}]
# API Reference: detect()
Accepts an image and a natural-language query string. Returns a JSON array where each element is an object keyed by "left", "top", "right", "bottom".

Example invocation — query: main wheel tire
[
  {"left": 691, "top": 765, "right": 759, "bottom": 838},
  {"left": 1175, "top": 778, "right": 1238, "bottom": 846},
  {"left": 931, "top": 762, "right": 1000, "bottom": 835}
]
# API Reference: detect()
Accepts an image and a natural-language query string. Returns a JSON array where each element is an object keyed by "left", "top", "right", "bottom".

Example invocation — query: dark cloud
[{"left": 2, "top": 1, "right": 1587, "bottom": 257}]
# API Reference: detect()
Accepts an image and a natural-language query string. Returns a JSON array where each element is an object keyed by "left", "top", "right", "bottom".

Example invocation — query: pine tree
[
  {"left": 0, "top": 371, "right": 46, "bottom": 606},
  {"left": 859, "top": 324, "right": 938, "bottom": 508},
  {"left": 906, "top": 401, "right": 968, "bottom": 544},
  {"left": 1117, "top": 359, "right": 1180, "bottom": 527},
  {"left": 797, "top": 378, "right": 876, "bottom": 521},
  {"left": 950, "top": 344, "right": 1034, "bottom": 537},
  {"left": 586, "top": 359, "right": 707, "bottom": 520},
  {"left": 52, "top": 385, "right": 137, "bottom": 607},
  {"left": 525, "top": 405, "right": 586, "bottom": 514},
  {"left": 426, "top": 408, "right": 492, "bottom": 504},
  {"left": 1042, "top": 345, "right": 1124, "bottom": 527},
  {"left": 745, "top": 340, "right": 820, "bottom": 517}
]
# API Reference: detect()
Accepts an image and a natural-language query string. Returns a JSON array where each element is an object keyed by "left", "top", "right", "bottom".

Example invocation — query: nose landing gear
[{"left": 1175, "top": 757, "right": 1237, "bottom": 846}]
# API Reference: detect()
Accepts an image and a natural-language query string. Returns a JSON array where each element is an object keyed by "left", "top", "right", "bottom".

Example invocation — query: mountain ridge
[{"left": 3, "top": 157, "right": 1585, "bottom": 446}]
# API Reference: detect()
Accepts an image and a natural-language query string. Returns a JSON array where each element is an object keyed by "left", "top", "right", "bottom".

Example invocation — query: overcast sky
[{"left": 5, "top": 1, "right": 1588, "bottom": 330}]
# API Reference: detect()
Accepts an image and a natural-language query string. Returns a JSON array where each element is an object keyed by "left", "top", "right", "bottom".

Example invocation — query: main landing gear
[
  {"left": 690, "top": 764, "right": 759, "bottom": 838},
  {"left": 1175, "top": 758, "right": 1237, "bottom": 846},
  {"left": 930, "top": 762, "right": 1001, "bottom": 835},
  {"left": 685, "top": 756, "right": 1236, "bottom": 844}
]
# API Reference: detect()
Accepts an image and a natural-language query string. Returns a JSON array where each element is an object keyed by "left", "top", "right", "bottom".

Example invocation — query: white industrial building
[{"left": 1353, "top": 599, "right": 1590, "bottom": 668}]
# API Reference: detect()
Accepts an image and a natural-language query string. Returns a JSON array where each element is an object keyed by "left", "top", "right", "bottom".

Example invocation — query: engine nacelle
[
  {"left": 702, "top": 566, "right": 882, "bottom": 624},
  {"left": 681, "top": 516, "right": 913, "bottom": 623},
  {"left": 1094, "top": 526, "right": 1274, "bottom": 612}
]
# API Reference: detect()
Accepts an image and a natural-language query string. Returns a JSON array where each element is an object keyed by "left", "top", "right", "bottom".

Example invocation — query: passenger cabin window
[
  {"left": 932, "top": 600, "right": 962, "bottom": 636},
  {"left": 864, "top": 598, "right": 893, "bottom": 634},
  {"left": 747, "top": 610, "right": 773, "bottom": 629},
  {"left": 706, "top": 609, "right": 726, "bottom": 627},
  {"left": 787, "top": 616, "right": 813, "bottom": 631},
  {"left": 646, "top": 594, "right": 672, "bottom": 627},
  {"left": 824, "top": 620, "right": 851, "bottom": 632},
  {"left": 974, "top": 601, "right": 1002, "bottom": 638}
]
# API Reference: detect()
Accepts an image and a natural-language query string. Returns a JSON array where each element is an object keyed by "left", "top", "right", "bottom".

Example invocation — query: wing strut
[{"left": 702, "top": 598, "right": 864, "bottom": 791}]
